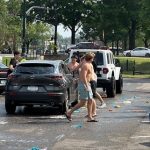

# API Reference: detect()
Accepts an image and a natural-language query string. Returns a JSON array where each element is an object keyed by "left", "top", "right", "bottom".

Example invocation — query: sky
[{"left": 57, "top": 24, "right": 71, "bottom": 38}]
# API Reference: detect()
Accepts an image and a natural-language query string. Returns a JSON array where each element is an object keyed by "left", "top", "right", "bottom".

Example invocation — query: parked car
[
  {"left": 5, "top": 60, "right": 77, "bottom": 114},
  {"left": 65, "top": 42, "right": 100, "bottom": 53},
  {"left": 0, "top": 63, "right": 9, "bottom": 94},
  {"left": 123, "top": 47, "right": 150, "bottom": 57}
]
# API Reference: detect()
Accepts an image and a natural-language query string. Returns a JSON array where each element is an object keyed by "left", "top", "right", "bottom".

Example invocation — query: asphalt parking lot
[{"left": 0, "top": 78, "right": 149, "bottom": 150}]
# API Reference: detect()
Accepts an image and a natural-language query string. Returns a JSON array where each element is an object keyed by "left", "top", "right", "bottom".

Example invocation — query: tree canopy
[{"left": 1, "top": 0, "right": 150, "bottom": 53}]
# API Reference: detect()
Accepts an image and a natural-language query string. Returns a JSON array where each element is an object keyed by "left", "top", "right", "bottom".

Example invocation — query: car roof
[{"left": 18, "top": 60, "right": 63, "bottom": 66}]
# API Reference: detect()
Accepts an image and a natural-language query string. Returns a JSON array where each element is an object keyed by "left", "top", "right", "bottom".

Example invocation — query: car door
[
  {"left": 131, "top": 48, "right": 143, "bottom": 56},
  {"left": 141, "top": 48, "right": 148, "bottom": 56},
  {"left": 131, "top": 48, "right": 138, "bottom": 56}
]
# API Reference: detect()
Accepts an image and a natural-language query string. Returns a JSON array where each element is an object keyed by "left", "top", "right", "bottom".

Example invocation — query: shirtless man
[
  {"left": 67, "top": 55, "right": 79, "bottom": 74},
  {"left": 65, "top": 53, "right": 98, "bottom": 122}
]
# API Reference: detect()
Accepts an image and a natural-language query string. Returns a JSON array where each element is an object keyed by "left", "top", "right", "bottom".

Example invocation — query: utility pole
[{"left": 22, "top": 0, "right": 26, "bottom": 54}]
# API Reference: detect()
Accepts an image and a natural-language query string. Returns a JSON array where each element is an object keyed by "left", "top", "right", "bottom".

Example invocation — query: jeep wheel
[
  {"left": 106, "top": 77, "right": 116, "bottom": 98},
  {"left": 5, "top": 99, "right": 16, "bottom": 114},
  {"left": 116, "top": 74, "right": 123, "bottom": 94}
]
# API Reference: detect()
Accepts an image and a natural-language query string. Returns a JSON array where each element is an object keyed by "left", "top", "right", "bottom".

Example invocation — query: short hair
[
  {"left": 71, "top": 55, "right": 78, "bottom": 59},
  {"left": 14, "top": 51, "right": 20, "bottom": 56},
  {"left": 85, "top": 52, "right": 95, "bottom": 61}
]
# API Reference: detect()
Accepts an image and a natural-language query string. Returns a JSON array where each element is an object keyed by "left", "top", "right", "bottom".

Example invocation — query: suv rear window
[
  {"left": 15, "top": 64, "right": 55, "bottom": 74},
  {"left": 72, "top": 51, "right": 104, "bottom": 65}
]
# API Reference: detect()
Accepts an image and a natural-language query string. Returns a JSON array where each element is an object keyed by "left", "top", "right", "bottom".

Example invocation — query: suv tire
[
  {"left": 106, "top": 76, "right": 116, "bottom": 98},
  {"left": 116, "top": 74, "right": 123, "bottom": 94},
  {"left": 5, "top": 99, "right": 16, "bottom": 114}
]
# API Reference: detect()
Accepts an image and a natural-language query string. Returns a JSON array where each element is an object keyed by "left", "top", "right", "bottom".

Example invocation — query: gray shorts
[{"left": 78, "top": 81, "right": 93, "bottom": 100}]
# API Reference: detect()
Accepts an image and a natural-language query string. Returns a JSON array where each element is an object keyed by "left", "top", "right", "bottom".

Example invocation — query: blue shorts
[{"left": 78, "top": 82, "right": 93, "bottom": 100}]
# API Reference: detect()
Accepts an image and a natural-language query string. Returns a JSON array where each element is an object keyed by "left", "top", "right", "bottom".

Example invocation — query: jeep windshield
[{"left": 72, "top": 51, "right": 104, "bottom": 65}]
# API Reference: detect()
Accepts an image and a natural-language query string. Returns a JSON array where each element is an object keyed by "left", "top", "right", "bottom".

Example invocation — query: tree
[
  {"left": 26, "top": 22, "right": 51, "bottom": 53},
  {"left": 61, "top": 0, "right": 93, "bottom": 44},
  {"left": 0, "top": 0, "right": 8, "bottom": 50},
  {"left": 6, "top": 0, "right": 22, "bottom": 51},
  {"left": 139, "top": 0, "right": 150, "bottom": 47},
  {"left": 81, "top": 0, "right": 141, "bottom": 50}
]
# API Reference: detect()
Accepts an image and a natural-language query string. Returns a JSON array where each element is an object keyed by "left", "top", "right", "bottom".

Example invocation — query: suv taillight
[{"left": 103, "top": 68, "right": 109, "bottom": 74}]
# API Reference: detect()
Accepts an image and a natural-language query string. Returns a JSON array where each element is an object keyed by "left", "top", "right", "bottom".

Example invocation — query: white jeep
[{"left": 68, "top": 49, "right": 123, "bottom": 98}]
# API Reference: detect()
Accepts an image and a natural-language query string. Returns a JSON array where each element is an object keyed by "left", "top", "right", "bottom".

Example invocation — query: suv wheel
[
  {"left": 5, "top": 99, "right": 16, "bottom": 114},
  {"left": 106, "top": 76, "right": 116, "bottom": 98},
  {"left": 116, "top": 74, "right": 123, "bottom": 94}
]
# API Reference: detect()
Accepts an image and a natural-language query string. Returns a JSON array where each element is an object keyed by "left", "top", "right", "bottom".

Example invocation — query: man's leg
[
  {"left": 92, "top": 99, "right": 97, "bottom": 116},
  {"left": 87, "top": 99, "right": 93, "bottom": 121},
  {"left": 95, "top": 91, "right": 105, "bottom": 104},
  {"left": 66, "top": 100, "right": 87, "bottom": 118}
]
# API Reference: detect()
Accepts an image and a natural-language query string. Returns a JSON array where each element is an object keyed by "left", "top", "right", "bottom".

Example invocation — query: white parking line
[
  {"left": 0, "top": 121, "right": 7, "bottom": 125},
  {"left": 131, "top": 136, "right": 150, "bottom": 138}
]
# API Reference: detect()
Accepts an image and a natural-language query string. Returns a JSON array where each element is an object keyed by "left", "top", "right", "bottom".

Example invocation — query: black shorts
[{"left": 90, "top": 80, "right": 97, "bottom": 97}]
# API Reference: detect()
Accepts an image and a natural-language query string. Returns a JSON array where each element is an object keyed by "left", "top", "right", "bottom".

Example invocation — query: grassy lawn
[
  {"left": 116, "top": 56, "right": 150, "bottom": 78},
  {"left": 2, "top": 57, "right": 12, "bottom": 66}
]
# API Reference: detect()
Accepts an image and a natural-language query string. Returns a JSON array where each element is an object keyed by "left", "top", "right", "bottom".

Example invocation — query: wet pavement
[{"left": 0, "top": 78, "right": 150, "bottom": 150}]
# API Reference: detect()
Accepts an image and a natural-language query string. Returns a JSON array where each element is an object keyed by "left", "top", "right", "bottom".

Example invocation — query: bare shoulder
[{"left": 81, "top": 63, "right": 88, "bottom": 70}]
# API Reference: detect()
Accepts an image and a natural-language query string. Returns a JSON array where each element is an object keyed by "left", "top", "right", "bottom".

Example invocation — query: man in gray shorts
[{"left": 65, "top": 53, "right": 98, "bottom": 122}]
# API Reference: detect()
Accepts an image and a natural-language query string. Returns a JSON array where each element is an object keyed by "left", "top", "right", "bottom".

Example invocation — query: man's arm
[
  {"left": 73, "top": 60, "right": 84, "bottom": 71},
  {"left": 9, "top": 59, "right": 15, "bottom": 71},
  {"left": 82, "top": 64, "right": 89, "bottom": 90}
]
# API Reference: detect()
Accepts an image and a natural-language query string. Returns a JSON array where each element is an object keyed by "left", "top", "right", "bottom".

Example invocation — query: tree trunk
[
  {"left": 123, "top": 38, "right": 127, "bottom": 51},
  {"left": 116, "top": 40, "right": 119, "bottom": 55},
  {"left": 71, "top": 26, "right": 76, "bottom": 44},
  {"left": 143, "top": 38, "right": 149, "bottom": 48},
  {"left": 129, "top": 19, "right": 136, "bottom": 50},
  {"left": 54, "top": 24, "right": 58, "bottom": 54},
  {"left": 26, "top": 40, "right": 30, "bottom": 54},
  {"left": 12, "top": 34, "right": 16, "bottom": 51}
]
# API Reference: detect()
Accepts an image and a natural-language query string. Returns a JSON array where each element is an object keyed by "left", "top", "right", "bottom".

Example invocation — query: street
[{"left": 0, "top": 78, "right": 149, "bottom": 150}]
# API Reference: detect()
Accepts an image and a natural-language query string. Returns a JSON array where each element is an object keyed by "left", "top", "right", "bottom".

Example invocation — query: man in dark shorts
[
  {"left": 7, "top": 51, "right": 21, "bottom": 76},
  {"left": 90, "top": 60, "right": 106, "bottom": 108}
]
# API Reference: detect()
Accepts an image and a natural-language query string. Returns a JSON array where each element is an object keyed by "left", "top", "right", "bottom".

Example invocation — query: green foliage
[
  {"left": 0, "top": 0, "right": 8, "bottom": 49},
  {"left": 1, "top": 0, "right": 150, "bottom": 50}
]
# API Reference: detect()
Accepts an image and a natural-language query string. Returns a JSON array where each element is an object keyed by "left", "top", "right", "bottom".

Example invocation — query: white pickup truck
[{"left": 68, "top": 49, "right": 123, "bottom": 98}]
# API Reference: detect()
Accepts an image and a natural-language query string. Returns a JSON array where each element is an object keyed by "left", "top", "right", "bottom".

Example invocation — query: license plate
[
  {"left": 27, "top": 86, "right": 38, "bottom": 91},
  {"left": 1, "top": 80, "right": 6, "bottom": 85}
]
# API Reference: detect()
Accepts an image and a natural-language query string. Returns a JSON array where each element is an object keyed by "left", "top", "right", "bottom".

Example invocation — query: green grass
[
  {"left": 116, "top": 56, "right": 150, "bottom": 78},
  {"left": 2, "top": 57, "right": 12, "bottom": 66}
]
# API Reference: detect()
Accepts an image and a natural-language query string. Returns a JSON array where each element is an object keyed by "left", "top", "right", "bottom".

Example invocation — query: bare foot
[{"left": 65, "top": 112, "right": 72, "bottom": 121}]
